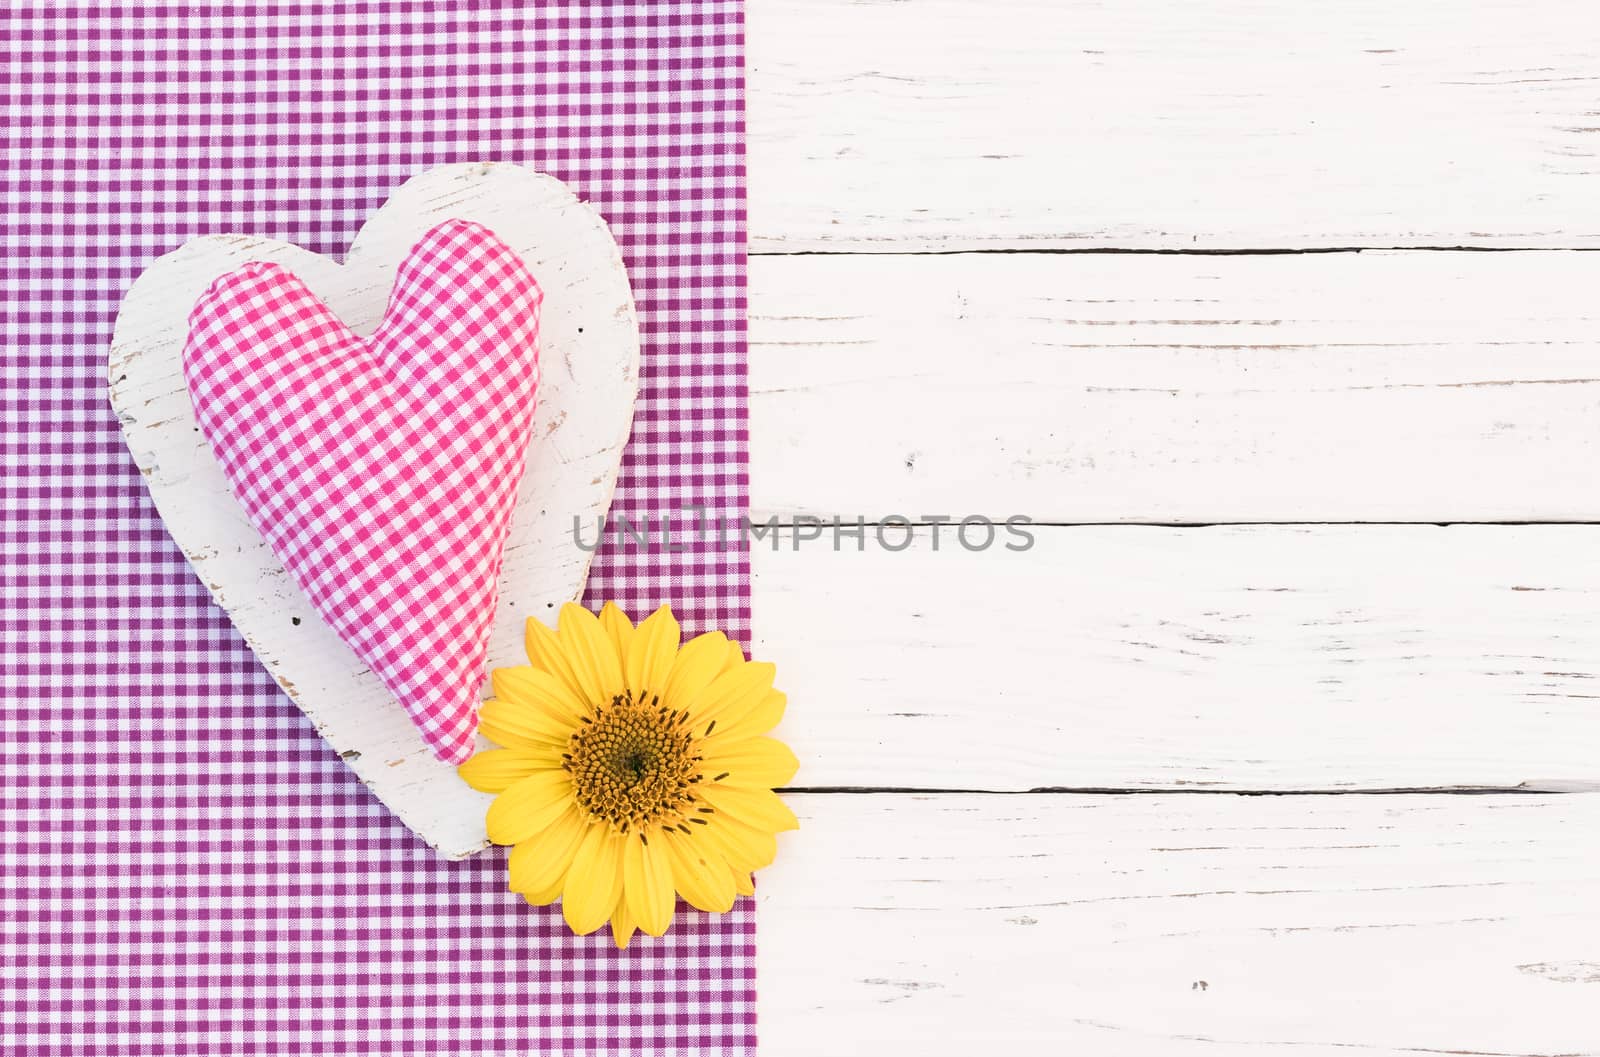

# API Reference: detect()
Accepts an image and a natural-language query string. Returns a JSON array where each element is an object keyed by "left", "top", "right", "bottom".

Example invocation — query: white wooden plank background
[
  {"left": 760, "top": 794, "right": 1600, "bottom": 1056},
  {"left": 750, "top": 251, "right": 1600, "bottom": 523},
  {"left": 749, "top": 0, "right": 1600, "bottom": 250},
  {"left": 743, "top": 1, "right": 1600, "bottom": 1050},
  {"left": 753, "top": 525, "right": 1600, "bottom": 791}
]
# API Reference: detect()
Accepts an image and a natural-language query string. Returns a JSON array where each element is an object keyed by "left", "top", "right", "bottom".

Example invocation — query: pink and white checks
[{"left": 183, "top": 220, "right": 543, "bottom": 764}]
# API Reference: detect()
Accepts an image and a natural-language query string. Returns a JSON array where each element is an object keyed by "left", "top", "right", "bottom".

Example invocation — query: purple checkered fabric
[{"left": 0, "top": 4, "right": 753, "bottom": 1055}]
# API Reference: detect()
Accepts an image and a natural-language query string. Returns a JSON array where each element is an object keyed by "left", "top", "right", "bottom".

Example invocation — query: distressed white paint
[
  {"left": 749, "top": 0, "right": 1600, "bottom": 250},
  {"left": 109, "top": 164, "right": 640, "bottom": 858},
  {"left": 744, "top": 4, "right": 1600, "bottom": 1049},
  {"left": 760, "top": 793, "right": 1600, "bottom": 1054},
  {"left": 754, "top": 525, "right": 1600, "bottom": 791},
  {"left": 750, "top": 250, "right": 1600, "bottom": 523}
]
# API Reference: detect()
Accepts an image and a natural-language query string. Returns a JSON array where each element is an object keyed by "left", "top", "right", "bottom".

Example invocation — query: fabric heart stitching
[{"left": 182, "top": 219, "right": 542, "bottom": 763}]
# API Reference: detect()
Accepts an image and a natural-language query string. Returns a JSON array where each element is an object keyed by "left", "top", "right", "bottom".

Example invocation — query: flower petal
[
  {"left": 732, "top": 869, "right": 755, "bottom": 898},
  {"left": 623, "top": 834, "right": 677, "bottom": 937},
  {"left": 520, "top": 868, "right": 569, "bottom": 906},
  {"left": 626, "top": 605, "right": 680, "bottom": 697},
  {"left": 478, "top": 698, "right": 573, "bottom": 751},
  {"left": 598, "top": 603, "right": 635, "bottom": 674},
  {"left": 562, "top": 824, "right": 625, "bottom": 935},
  {"left": 525, "top": 617, "right": 591, "bottom": 710},
  {"left": 609, "top": 895, "right": 638, "bottom": 950},
  {"left": 703, "top": 737, "right": 800, "bottom": 789},
  {"left": 700, "top": 783, "right": 800, "bottom": 836},
  {"left": 721, "top": 638, "right": 746, "bottom": 673},
  {"left": 663, "top": 828, "right": 736, "bottom": 913},
  {"left": 491, "top": 664, "right": 587, "bottom": 725},
  {"left": 487, "top": 769, "right": 576, "bottom": 845},
  {"left": 507, "top": 805, "right": 587, "bottom": 902},
  {"left": 661, "top": 631, "right": 728, "bottom": 714},
  {"left": 703, "top": 689, "right": 787, "bottom": 746},
  {"left": 687, "top": 662, "right": 776, "bottom": 731},
  {"left": 558, "top": 603, "right": 627, "bottom": 703},
  {"left": 698, "top": 809, "right": 779, "bottom": 872},
  {"left": 458, "top": 748, "right": 552, "bottom": 794}
]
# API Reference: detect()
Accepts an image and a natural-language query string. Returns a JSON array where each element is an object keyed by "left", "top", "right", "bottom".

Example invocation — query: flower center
[{"left": 564, "top": 690, "right": 702, "bottom": 833}]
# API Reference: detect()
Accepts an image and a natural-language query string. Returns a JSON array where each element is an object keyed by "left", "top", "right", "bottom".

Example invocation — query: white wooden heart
[{"left": 108, "top": 163, "right": 640, "bottom": 859}]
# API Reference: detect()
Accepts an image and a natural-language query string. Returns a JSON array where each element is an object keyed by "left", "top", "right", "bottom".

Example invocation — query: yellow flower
[{"left": 458, "top": 601, "right": 799, "bottom": 948}]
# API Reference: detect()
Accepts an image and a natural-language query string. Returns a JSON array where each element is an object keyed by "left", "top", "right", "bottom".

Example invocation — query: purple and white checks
[{"left": 1, "top": 4, "right": 754, "bottom": 1054}]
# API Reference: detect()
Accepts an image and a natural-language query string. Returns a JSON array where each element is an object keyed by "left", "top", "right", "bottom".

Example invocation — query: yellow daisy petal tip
[
  {"left": 610, "top": 898, "right": 638, "bottom": 949},
  {"left": 456, "top": 758, "right": 493, "bottom": 793},
  {"left": 560, "top": 908, "right": 605, "bottom": 936},
  {"left": 524, "top": 615, "right": 561, "bottom": 656},
  {"left": 457, "top": 748, "right": 543, "bottom": 795}
]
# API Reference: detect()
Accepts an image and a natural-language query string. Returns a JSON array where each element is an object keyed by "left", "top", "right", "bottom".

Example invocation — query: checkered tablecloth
[{"left": 0, "top": 4, "right": 753, "bottom": 1054}]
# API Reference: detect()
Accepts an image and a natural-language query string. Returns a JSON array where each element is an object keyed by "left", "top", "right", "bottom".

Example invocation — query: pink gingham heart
[{"left": 182, "top": 219, "right": 542, "bottom": 764}]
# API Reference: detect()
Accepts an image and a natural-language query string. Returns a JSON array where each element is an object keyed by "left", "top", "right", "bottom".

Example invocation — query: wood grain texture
[
  {"left": 760, "top": 793, "right": 1600, "bottom": 1055},
  {"left": 109, "top": 163, "right": 640, "bottom": 858},
  {"left": 754, "top": 524, "right": 1600, "bottom": 791},
  {"left": 750, "top": 250, "right": 1600, "bottom": 523},
  {"left": 749, "top": 0, "right": 1600, "bottom": 250},
  {"left": 741, "top": 5, "right": 1600, "bottom": 1048}
]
